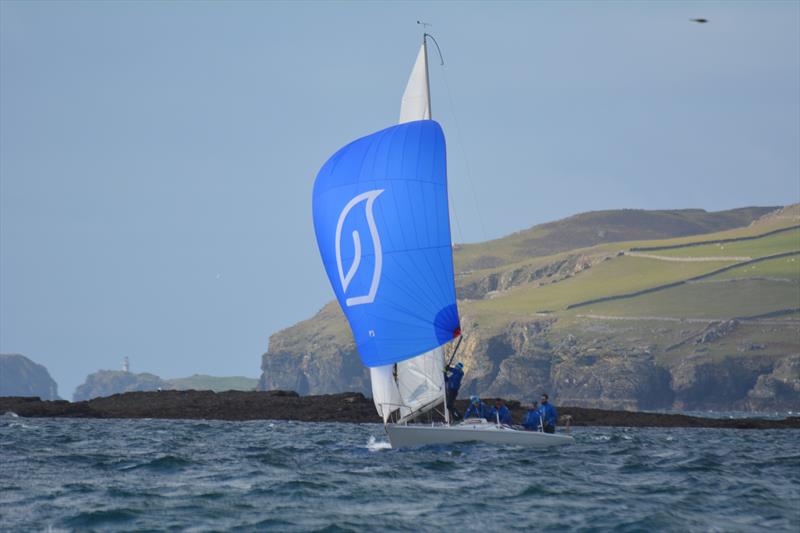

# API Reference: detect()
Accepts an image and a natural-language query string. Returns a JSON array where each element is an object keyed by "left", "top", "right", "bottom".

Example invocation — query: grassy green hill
[
  {"left": 710, "top": 255, "right": 798, "bottom": 280},
  {"left": 455, "top": 206, "right": 778, "bottom": 271},
  {"left": 462, "top": 205, "right": 799, "bottom": 331}
]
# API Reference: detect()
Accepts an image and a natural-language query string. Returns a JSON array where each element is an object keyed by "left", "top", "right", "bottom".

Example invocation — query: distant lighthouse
[{"left": 122, "top": 356, "right": 130, "bottom": 373}]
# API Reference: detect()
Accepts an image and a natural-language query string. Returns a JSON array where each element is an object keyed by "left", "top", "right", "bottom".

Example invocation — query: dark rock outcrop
[
  {"left": 73, "top": 370, "right": 171, "bottom": 401},
  {"left": 1, "top": 391, "right": 798, "bottom": 429},
  {"left": 0, "top": 354, "right": 59, "bottom": 400}
]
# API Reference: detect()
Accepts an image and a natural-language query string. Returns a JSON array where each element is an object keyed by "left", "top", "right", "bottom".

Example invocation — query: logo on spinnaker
[{"left": 335, "top": 189, "right": 384, "bottom": 306}]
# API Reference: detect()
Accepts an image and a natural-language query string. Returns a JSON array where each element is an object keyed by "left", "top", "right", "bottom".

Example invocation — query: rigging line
[
  {"left": 421, "top": 32, "right": 463, "bottom": 246},
  {"left": 446, "top": 334, "right": 463, "bottom": 368},
  {"left": 439, "top": 62, "right": 488, "bottom": 243},
  {"left": 446, "top": 170, "right": 465, "bottom": 246},
  {"left": 445, "top": 174, "right": 465, "bottom": 245}
]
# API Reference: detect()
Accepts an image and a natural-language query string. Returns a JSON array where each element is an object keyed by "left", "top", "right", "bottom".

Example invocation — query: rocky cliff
[
  {"left": 0, "top": 353, "right": 60, "bottom": 400},
  {"left": 261, "top": 313, "right": 799, "bottom": 412},
  {"left": 257, "top": 302, "right": 369, "bottom": 395},
  {"left": 73, "top": 371, "right": 261, "bottom": 401},
  {"left": 259, "top": 205, "right": 800, "bottom": 412},
  {"left": 73, "top": 370, "right": 171, "bottom": 401}
]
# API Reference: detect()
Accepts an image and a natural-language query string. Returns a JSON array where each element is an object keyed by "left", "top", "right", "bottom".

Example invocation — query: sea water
[{"left": 1, "top": 415, "right": 798, "bottom": 532}]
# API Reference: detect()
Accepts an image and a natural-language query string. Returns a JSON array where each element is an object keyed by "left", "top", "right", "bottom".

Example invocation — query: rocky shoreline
[{"left": 2, "top": 390, "right": 799, "bottom": 429}]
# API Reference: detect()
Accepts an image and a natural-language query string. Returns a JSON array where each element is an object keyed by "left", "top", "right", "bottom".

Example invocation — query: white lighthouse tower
[{"left": 122, "top": 356, "right": 130, "bottom": 373}]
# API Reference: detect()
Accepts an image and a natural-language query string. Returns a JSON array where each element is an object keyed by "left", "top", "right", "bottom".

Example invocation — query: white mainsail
[
  {"left": 369, "top": 37, "right": 449, "bottom": 424},
  {"left": 372, "top": 346, "right": 446, "bottom": 423},
  {"left": 370, "top": 365, "right": 409, "bottom": 423},
  {"left": 396, "top": 346, "right": 446, "bottom": 423},
  {"left": 398, "top": 42, "right": 431, "bottom": 124}
]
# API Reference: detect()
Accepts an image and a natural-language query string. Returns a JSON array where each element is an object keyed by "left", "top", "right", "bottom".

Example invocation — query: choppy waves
[{"left": 1, "top": 414, "right": 798, "bottom": 531}]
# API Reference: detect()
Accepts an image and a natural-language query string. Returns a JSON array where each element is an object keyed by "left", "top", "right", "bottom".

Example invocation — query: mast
[
  {"left": 423, "top": 33, "right": 453, "bottom": 426},
  {"left": 398, "top": 32, "right": 453, "bottom": 426},
  {"left": 421, "top": 32, "right": 449, "bottom": 425},
  {"left": 400, "top": 32, "right": 454, "bottom": 426},
  {"left": 423, "top": 34, "right": 432, "bottom": 120}
]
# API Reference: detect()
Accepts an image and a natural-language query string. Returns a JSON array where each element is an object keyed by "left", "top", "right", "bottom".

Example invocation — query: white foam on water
[
  {"left": 366, "top": 435, "right": 392, "bottom": 451},
  {"left": 3, "top": 411, "right": 20, "bottom": 418},
  {"left": 9, "top": 421, "right": 35, "bottom": 430}
]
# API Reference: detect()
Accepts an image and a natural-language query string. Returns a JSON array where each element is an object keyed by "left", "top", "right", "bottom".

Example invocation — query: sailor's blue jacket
[
  {"left": 539, "top": 402, "right": 558, "bottom": 428},
  {"left": 446, "top": 367, "right": 464, "bottom": 391},
  {"left": 489, "top": 405, "right": 512, "bottom": 425},
  {"left": 523, "top": 409, "right": 541, "bottom": 430},
  {"left": 463, "top": 402, "right": 488, "bottom": 420}
]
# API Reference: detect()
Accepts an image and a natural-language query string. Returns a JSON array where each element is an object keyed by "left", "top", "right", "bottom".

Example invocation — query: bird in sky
[{"left": 690, "top": 18, "right": 709, "bottom": 24}]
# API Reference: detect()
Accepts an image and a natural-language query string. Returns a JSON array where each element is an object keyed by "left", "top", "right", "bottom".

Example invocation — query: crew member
[
  {"left": 522, "top": 401, "right": 540, "bottom": 430},
  {"left": 463, "top": 395, "right": 488, "bottom": 420},
  {"left": 489, "top": 399, "right": 513, "bottom": 425},
  {"left": 445, "top": 362, "right": 464, "bottom": 419},
  {"left": 538, "top": 393, "right": 558, "bottom": 433}
]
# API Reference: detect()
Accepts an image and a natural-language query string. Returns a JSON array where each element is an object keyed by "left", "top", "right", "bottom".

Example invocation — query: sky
[{"left": 1, "top": 1, "right": 798, "bottom": 398}]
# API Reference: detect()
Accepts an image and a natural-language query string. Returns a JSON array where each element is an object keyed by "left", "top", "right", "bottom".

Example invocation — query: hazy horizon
[{"left": 2, "top": 1, "right": 798, "bottom": 397}]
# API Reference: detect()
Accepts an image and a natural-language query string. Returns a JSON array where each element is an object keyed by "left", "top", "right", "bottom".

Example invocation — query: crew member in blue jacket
[
  {"left": 538, "top": 393, "right": 558, "bottom": 433},
  {"left": 489, "top": 399, "right": 513, "bottom": 425},
  {"left": 522, "top": 401, "right": 540, "bottom": 430},
  {"left": 463, "top": 396, "right": 487, "bottom": 420},
  {"left": 445, "top": 362, "right": 464, "bottom": 419}
]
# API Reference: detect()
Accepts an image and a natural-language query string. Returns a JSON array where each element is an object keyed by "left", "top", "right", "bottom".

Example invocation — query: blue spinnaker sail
[{"left": 312, "top": 120, "right": 460, "bottom": 367}]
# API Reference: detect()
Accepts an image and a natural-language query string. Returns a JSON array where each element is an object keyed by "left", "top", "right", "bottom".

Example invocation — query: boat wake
[{"left": 365, "top": 436, "right": 392, "bottom": 452}]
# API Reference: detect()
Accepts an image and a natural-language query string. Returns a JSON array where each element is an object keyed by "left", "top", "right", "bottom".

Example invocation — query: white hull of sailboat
[{"left": 385, "top": 419, "right": 575, "bottom": 449}]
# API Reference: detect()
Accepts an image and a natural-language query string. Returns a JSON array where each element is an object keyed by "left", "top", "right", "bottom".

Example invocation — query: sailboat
[{"left": 312, "top": 34, "right": 573, "bottom": 449}]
